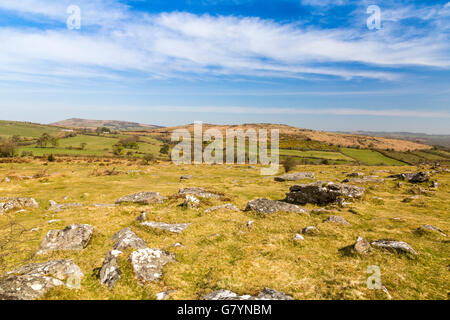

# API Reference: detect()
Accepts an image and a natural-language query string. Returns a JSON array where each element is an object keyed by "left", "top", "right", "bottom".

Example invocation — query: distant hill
[
  {"left": 348, "top": 131, "right": 450, "bottom": 148},
  {"left": 50, "top": 118, "right": 163, "bottom": 131},
  {"left": 146, "top": 123, "right": 431, "bottom": 152}
]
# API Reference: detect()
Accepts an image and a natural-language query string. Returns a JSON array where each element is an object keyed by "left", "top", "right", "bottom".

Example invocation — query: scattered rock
[
  {"left": 116, "top": 192, "right": 166, "bottom": 205},
  {"left": 342, "top": 176, "right": 384, "bottom": 183},
  {"left": 111, "top": 228, "right": 147, "bottom": 251},
  {"left": 293, "top": 234, "right": 304, "bottom": 241},
  {"left": 37, "top": 224, "right": 93, "bottom": 255},
  {"left": 0, "top": 197, "right": 39, "bottom": 214},
  {"left": 180, "top": 175, "right": 193, "bottom": 180},
  {"left": 99, "top": 250, "right": 122, "bottom": 289},
  {"left": 141, "top": 221, "right": 190, "bottom": 233},
  {"left": 430, "top": 181, "right": 439, "bottom": 188},
  {"left": 129, "top": 248, "right": 175, "bottom": 283},
  {"left": 48, "top": 200, "right": 82, "bottom": 212},
  {"left": 402, "top": 195, "right": 419, "bottom": 203},
  {"left": 203, "top": 288, "right": 293, "bottom": 300},
  {"left": 347, "top": 172, "right": 364, "bottom": 178},
  {"left": 136, "top": 212, "right": 148, "bottom": 222},
  {"left": 245, "top": 198, "right": 308, "bottom": 215},
  {"left": 0, "top": 260, "right": 83, "bottom": 300},
  {"left": 416, "top": 225, "right": 447, "bottom": 237},
  {"left": 246, "top": 221, "right": 254, "bottom": 228},
  {"left": 178, "top": 188, "right": 221, "bottom": 199},
  {"left": 204, "top": 203, "right": 240, "bottom": 213},
  {"left": 371, "top": 240, "right": 417, "bottom": 255},
  {"left": 353, "top": 236, "right": 371, "bottom": 255},
  {"left": 390, "top": 172, "right": 430, "bottom": 183},
  {"left": 302, "top": 226, "right": 319, "bottom": 235},
  {"left": 323, "top": 215, "right": 351, "bottom": 225},
  {"left": 285, "top": 182, "right": 364, "bottom": 205},
  {"left": 182, "top": 195, "right": 200, "bottom": 208},
  {"left": 274, "top": 172, "right": 315, "bottom": 182},
  {"left": 156, "top": 291, "right": 171, "bottom": 300}
]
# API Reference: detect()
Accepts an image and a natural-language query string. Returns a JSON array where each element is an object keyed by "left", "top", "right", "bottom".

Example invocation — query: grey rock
[
  {"left": 136, "top": 212, "right": 148, "bottom": 222},
  {"left": 116, "top": 192, "right": 166, "bottom": 205},
  {"left": 178, "top": 188, "right": 221, "bottom": 199},
  {"left": 180, "top": 175, "right": 193, "bottom": 180},
  {"left": 347, "top": 172, "right": 364, "bottom": 178},
  {"left": 0, "top": 197, "right": 39, "bottom": 213},
  {"left": 354, "top": 236, "right": 371, "bottom": 255},
  {"left": 324, "top": 215, "right": 351, "bottom": 225},
  {"left": 48, "top": 200, "right": 82, "bottom": 212},
  {"left": 129, "top": 248, "right": 175, "bottom": 282},
  {"left": 342, "top": 176, "right": 384, "bottom": 183},
  {"left": 37, "top": 224, "right": 93, "bottom": 255},
  {"left": 293, "top": 234, "right": 304, "bottom": 241},
  {"left": 302, "top": 226, "right": 319, "bottom": 235},
  {"left": 416, "top": 224, "right": 447, "bottom": 236},
  {"left": 204, "top": 203, "right": 240, "bottom": 213},
  {"left": 390, "top": 172, "right": 430, "bottom": 183},
  {"left": 274, "top": 172, "right": 315, "bottom": 182},
  {"left": 111, "top": 228, "right": 147, "bottom": 251},
  {"left": 371, "top": 240, "right": 417, "bottom": 255},
  {"left": 0, "top": 260, "right": 83, "bottom": 300},
  {"left": 203, "top": 288, "right": 293, "bottom": 300},
  {"left": 141, "top": 221, "right": 190, "bottom": 233},
  {"left": 286, "top": 182, "right": 364, "bottom": 205},
  {"left": 99, "top": 250, "right": 122, "bottom": 289},
  {"left": 182, "top": 195, "right": 200, "bottom": 208},
  {"left": 245, "top": 198, "right": 308, "bottom": 215}
]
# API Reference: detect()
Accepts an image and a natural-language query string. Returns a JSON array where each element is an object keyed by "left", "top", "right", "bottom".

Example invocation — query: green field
[
  {"left": 0, "top": 120, "right": 61, "bottom": 138},
  {"left": 280, "top": 149, "right": 353, "bottom": 161},
  {"left": 340, "top": 148, "right": 406, "bottom": 166}
]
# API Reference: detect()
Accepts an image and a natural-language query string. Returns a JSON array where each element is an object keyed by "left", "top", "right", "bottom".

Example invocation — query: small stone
[
  {"left": 416, "top": 224, "right": 447, "bottom": 237},
  {"left": 302, "top": 226, "right": 319, "bottom": 235},
  {"left": 116, "top": 192, "right": 166, "bottom": 205},
  {"left": 323, "top": 215, "right": 351, "bottom": 225},
  {"left": 99, "top": 250, "right": 122, "bottom": 289},
  {"left": 245, "top": 198, "right": 308, "bottom": 215},
  {"left": 136, "top": 212, "right": 148, "bottom": 222},
  {"left": 354, "top": 236, "right": 371, "bottom": 255},
  {"left": 204, "top": 203, "right": 240, "bottom": 213},
  {"left": 246, "top": 221, "right": 254, "bottom": 228},
  {"left": 182, "top": 195, "right": 200, "bottom": 208},
  {"left": 371, "top": 240, "right": 417, "bottom": 255},
  {"left": 111, "top": 228, "right": 147, "bottom": 251},
  {"left": 293, "top": 234, "right": 304, "bottom": 241},
  {"left": 129, "top": 248, "right": 175, "bottom": 283},
  {"left": 141, "top": 221, "right": 190, "bottom": 233}
]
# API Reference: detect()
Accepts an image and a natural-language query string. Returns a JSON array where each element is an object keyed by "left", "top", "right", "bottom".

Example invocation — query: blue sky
[{"left": 0, "top": 0, "right": 449, "bottom": 133}]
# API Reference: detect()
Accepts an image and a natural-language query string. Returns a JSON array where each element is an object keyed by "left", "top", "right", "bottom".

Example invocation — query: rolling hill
[{"left": 50, "top": 118, "right": 163, "bottom": 131}]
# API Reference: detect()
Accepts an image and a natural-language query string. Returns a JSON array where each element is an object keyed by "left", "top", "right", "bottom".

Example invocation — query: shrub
[
  {"left": 282, "top": 157, "right": 298, "bottom": 173},
  {"left": 47, "top": 154, "right": 55, "bottom": 162},
  {"left": 0, "top": 139, "right": 18, "bottom": 157}
]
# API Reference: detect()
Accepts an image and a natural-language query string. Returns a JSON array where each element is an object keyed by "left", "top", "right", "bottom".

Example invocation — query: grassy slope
[
  {"left": 0, "top": 161, "right": 448, "bottom": 300},
  {"left": 0, "top": 121, "right": 61, "bottom": 138},
  {"left": 341, "top": 148, "right": 406, "bottom": 166},
  {"left": 280, "top": 149, "right": 353, "bottom": 161}
]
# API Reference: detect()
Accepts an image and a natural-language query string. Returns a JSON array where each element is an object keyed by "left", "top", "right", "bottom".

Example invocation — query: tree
[
  {"left": 80, "top": 142, "right": 87, "bottom": 150},
  {"left": 36, "top": 133, "right": 58, "bottom": 148},
  {"left": 142, "top": 153, "right": 155, "bottom": 165}
]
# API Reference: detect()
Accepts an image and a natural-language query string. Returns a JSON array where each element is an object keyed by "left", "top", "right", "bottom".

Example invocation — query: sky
[{"left": 0, "top": 0, "right": 449, "bottom": 134}]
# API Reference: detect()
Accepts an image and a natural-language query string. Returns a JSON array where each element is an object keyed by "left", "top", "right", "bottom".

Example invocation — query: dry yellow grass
[{"left": 0, "top": 159, "right": 448, "bottom": 300}]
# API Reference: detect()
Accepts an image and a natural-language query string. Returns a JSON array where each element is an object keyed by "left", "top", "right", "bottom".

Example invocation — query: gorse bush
[{"left": 282, "top": 156, "right": 298, "bottom": 173}]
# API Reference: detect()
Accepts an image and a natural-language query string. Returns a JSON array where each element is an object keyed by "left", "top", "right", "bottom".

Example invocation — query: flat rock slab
[
  {"left": 182, "top": 195, "right": 200, "bottom": 208},
  {"left": 129, "top": 248, "right": 175, "bottom": 282},
  {"left": 286, "top": 182, "right": 364, "bottom": 205},
  {"left": 112, "top": 228, "right": 147, "bottom": 251},
  {"left": 389, "top": 172, "right": 430, "bottom": 183},
  {"left": 204, "top": 203, "right": 240, "bottom": 213},
  {"left": 274, "top": 172, "right": 315, "bottom": 182},
  {"left": 0, "top": 197, "right": 38, "bottom": 214},
  {"left": 49, "top": 201, "right": 82, "bottom": 212},
  {"left": 178, "top": 188, "right": 221, "bottom": 199},
  {"left": 0, "top": 260, "right": 82, "bottom": 300},
  {"left": 245, "top": 198, "right": 308, "bottom": 215},
  {"left": 342, "top": 176, "right": 384, "bottom": 183},
  {"left": 37, "top": 224, "right": 93, "bottom": 255},
  {"left": 116, "top": 192, "right": 166, "bottom": 205},
  {"left": 99, "top": 250, "right": 122, "bottom": 289},
  {"left": 371, "top": 240, "right": 417, "bottom": 255},
  {"left": 141, "top": 221, "right": 190, "bottom": 233},
  {"left": 203, "top": 288, "right": 293, "bottom": 300}
]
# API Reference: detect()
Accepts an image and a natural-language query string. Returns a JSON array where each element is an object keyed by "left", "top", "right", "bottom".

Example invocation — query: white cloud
[{"left": 0, "top": 1, "right": 448, "bottom": 83}]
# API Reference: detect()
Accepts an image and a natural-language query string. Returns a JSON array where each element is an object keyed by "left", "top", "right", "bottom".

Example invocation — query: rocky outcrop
[
  {"left": 204, "top": 203, "right": 240, "bottom": 213},
  {"left": 245, "top": 198, "right": 308, "bottom": 215},
  {"left": 37, "top": 224, "right": 93, "bottom": 255},
  {"left": 99, "top": 250, "right": 122, "bottom": 289},
  {"left": 371, "top": 240, "right": 417, "bottom": 255},
  {"left": 129, "top": 248, "right": 175, "bottom": 283},
  {"left": 111, "top": 228, "right": 147, "bottom": 251},
  {"left": 141, "top": 221, "right": 190, "bottom": 233},
  {"left": 203, "top": 288, "right": 293, "bottom": 300},
  {"left": 178, "top": 188, "right": 221, "bottom": 199},
  {"left": 182, "top": 195, "right": 200, "bottom": 208},
  {"left": 0, "top": 197, "right": 39, "bottom": 214},
  {"left": 353, "top": 237, "right": 371, "bottom": 255},
  {"left": 116, "top": 192, "right": 166, "bottom": 205},
  {"left": 285, "top": 182, "right": 364, "bottom": 205},
  {"left": 0, "top": 260, "right": 83, "bottom": 300},
  {"left": 274, "top": 172, "right": 315, "bottom": 182}
]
